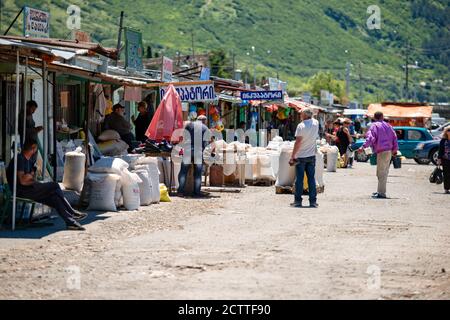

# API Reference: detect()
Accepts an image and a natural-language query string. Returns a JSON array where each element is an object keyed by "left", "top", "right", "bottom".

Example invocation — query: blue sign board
[
  {"left": 200, "top": 67, "right": 210, "bottom": 80},
  {"left": 241, "top": 91, "right": 283, "bottom": 101}
]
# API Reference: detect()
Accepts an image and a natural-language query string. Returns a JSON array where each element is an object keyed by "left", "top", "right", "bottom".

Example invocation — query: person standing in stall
[{"left": 132, "top": 101, "right": 152, "bottom": 143}]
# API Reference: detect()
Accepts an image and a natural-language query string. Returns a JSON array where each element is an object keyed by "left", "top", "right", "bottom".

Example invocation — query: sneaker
[
  {"left": 310, "top": 203, "right": 319, "bottom": 208},
  {"left": 67, "top": 222, "right": 86, "bottom": 231},
  {"left": 290, "top": 202, "right": 302, "bottom": 208},
  {"left": 372, "top": 193, "right": 387, "bottom": 199},
  {"left": 72, "top": 211, "right": 88, "bottom": 221},
  {"left": 445, "top": 190, "right": 450, "bottom": 194}
]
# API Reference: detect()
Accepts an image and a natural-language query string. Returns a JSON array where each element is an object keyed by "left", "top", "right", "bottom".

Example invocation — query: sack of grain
[
  {"left": 62, "top": 147, "right": 86, "bottom": 192},
  {"left": 87, "top": 174, "right": 121, "bottom": 212}
]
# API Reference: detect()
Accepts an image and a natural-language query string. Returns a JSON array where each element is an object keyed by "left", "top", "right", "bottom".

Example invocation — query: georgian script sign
[
  {"left": 23, "top": 7, "right": 50, "bottom": 38},
  {"left": 160, "top": 84, "right": 216, "bottom": 102},
  {"left": 241, "top": 91, "right": 283, "bottom": 101}
]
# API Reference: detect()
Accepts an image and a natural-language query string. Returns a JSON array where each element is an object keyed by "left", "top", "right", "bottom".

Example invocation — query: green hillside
[{"left": 1, "top": 0, "right": 449, "bottom": 103}]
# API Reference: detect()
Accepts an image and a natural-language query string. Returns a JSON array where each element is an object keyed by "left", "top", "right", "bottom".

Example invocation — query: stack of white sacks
[
  {"left": 273, "top": 136, "right": 325, "bottom": 190},
  {"left": 202, "top": 136, "right": 325, "bottom": 190},
  {"left": 80, "top": 155, "right": 161, "bottom": 212}
]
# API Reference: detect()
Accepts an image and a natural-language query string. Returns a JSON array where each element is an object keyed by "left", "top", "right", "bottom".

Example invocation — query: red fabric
[{"left": 145, "top": 85, "right": 183, "bottom": 142}]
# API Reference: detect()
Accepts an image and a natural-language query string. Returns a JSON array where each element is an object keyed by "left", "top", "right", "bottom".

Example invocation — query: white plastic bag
[
  {"left": 133, "top": 170, "right": 152, "bottom": 206},
  {"left": 121, "top": 170, "right": 142, "bottom": 210},
  {"left": 276, "top": 147, "right": 296, "bottom": 187},
  {"left": 315, "top": 150, "right": 325, "bottom": 187},
  {"left": 87, "top": 174, "right": 120, "bottom": 212},
  {"left": 62, "top": 147, "right": 86, "bottom": 192},
  {"left": 327, "top": 146, "right": 339, "bottom": 172},
  {"left": 120, "top": 154, "right": 144, "bottom": 170},
  {"left": 89, "top": 157, "right": 129, "bottom": 175}
]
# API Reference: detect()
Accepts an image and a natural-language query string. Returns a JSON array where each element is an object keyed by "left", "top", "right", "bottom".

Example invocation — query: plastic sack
[
  {"left": 133, "top": 170, "right": 152, "bottom": 206},
  {"left": 120, "top": 154, "right": 145, "bottom": 170},
  {"left": 160, "top": 184, "right": 171, "bottom": 202},
  {"left": 315, "top": 150, "right": 325, "bottom": 188},
  {"left": 135, "top": 163, "right": 160, "bottom": 203},
  {"left": 62, "top": 147, "right": 86, "bottom": 192},
  {"left": 89, "top": 157, "right": 129, "bottom": 175},
  {"left": 87, "top": 174, "right": 120, "bottom": 212},
  {"left": 276, "top": 147, "right": 296, "bottom": 186},
  {"left": 98, "top": 130, "right": 121, "bottom": 141},
  {"left": 327, "top": 146, "right": 339, "bottom": 172},
  {"left": 121, "top": 170, "right": 142, "bottom": 210}
]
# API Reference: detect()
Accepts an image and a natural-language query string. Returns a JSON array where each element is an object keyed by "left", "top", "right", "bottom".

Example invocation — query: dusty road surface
[{"left": 1, "top": 160, "right": 449, "bottom": 299}]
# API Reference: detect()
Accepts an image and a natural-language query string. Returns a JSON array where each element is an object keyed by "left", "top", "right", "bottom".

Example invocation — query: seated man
[
  {"left": 103, "top": 103, "right": 135, "bottom": 151},
  {"left": 6, "top": 140, "right": 87, "bottom": 231}
]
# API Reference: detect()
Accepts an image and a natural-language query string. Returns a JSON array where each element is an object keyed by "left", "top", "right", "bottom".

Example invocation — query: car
[
  {"left": 431, "top": 122, "right": 450, "bottom": 138},
  {"left": 352, "top": 126, "right": 434, "bottom": 162},
  {"left": 414, "top": 140, "right": 440, "bottom": 165}
]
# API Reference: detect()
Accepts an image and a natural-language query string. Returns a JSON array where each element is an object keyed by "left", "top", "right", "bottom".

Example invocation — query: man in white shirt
[{"left": 289, "top": 108, "right": 319, "bottom": 208}]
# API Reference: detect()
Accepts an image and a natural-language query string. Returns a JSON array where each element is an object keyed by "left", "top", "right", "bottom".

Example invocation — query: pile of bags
[
  {"left": 80, "top": 155, "right": 167, "bottom": 212},
  {"left": 97, "top": 130, "right": 129, "bottom": 156}
]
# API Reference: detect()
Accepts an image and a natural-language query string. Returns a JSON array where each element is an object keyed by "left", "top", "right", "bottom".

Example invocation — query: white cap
[{"left": 197, "top": 115, "right": 207, "bottom": 121}]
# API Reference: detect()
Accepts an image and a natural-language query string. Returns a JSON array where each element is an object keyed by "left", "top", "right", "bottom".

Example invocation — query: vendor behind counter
[{"left": 103, "top": 103, "right": 135, "bottom": 152}]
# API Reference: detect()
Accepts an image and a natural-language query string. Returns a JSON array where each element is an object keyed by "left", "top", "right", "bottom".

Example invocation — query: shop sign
[
  {"left": 23, "top": 6, "right": 50, "bottom": 38},
  {"left": 160, "top": 83, "right": 216, "bottom": 102},
  {"left": 269, "top": 78, "right": 288, "bottom": 93},
  {"left": 241, "top": 91, "right": 283, "bottom": 101},
  {"left": 161, "top": 57, "right": 173, "bottom": 82},
  {"left": 125, "top": 28, "right": 144, "bottom": 71}
]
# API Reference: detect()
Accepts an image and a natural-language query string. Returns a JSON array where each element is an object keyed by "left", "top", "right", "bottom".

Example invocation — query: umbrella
[{"left": 145, "top": 84, "right": 183, "bottom": 142}]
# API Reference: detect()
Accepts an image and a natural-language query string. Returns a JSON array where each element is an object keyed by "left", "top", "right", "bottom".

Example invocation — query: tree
[
  {"left": 210, "top": 49, "right": 232, "bottom": 78},
  {"left": 306, "top": 71, "right": 346, "bottom": 101},
  {"left": 146, "top": 46, "right": 153, "bottom": 58}
]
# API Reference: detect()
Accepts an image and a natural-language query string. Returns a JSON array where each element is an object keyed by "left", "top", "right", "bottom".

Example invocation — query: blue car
[
  {"left": 352, "top": 126, "right": 434, "bottom": 162},
  {"left": 413, "top": 140, "right": 440, "bottom": 165}
]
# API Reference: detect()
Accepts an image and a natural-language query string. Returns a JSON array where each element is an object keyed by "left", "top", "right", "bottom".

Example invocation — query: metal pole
[
  {"left": 42, "top": 60, "right": 48, "bottom": 179},
  {"left": 12, "top": 50, "right": 20, "bottom": 231},
  {"left": 405, "top": 42, "right": 409, "bottom": 100},
  {"left": 253, "top": 53, "right": 256, "bottom": 88},
  {"left": 115, "top": 11, "right": 124, "bottom": 67},
  {"left": 22, "top": 57, "right": 28, "bottom": 145}
]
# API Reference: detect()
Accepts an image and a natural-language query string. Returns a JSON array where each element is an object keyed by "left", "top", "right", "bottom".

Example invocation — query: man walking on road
[
  {"left": 358, "top": 111, "right": 398, "bottom": 199},
  {"left": 289, "top": 108, "right": 319, "bottom": 208}
]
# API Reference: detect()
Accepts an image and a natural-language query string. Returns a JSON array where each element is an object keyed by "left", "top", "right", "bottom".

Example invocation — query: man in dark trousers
[
  {"left": 6, "top": 140, "right": 87, "bottom": 231},
  {"left": 178, "top": 115, "right": 209, "bottom": 197},
  {"left": 132, "top": 101, "right": 152, "bottom": 143}
]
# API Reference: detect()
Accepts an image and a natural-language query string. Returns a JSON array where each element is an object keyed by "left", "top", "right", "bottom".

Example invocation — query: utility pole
[
  {"left": 232, "top": 50, "right": 236, "bottom": 79},
  {"left": 115, "top": 11, "right": 124, "bottom": 67},
  {"left": 359, "top": 61, "right": 363, "bottom": 108},
  {"left": 405, "top": 41, "right": 409, "bottom": 101},
  {"left": 345, "top": 61, "right": 351, "bottom": 105},
  {"left": 191, "top": 31, "right": 195, "bottom": 61}
]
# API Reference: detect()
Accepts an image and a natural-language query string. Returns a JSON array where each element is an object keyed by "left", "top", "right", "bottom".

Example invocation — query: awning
[
  {"left": 367, "top": 103, "right": 433, "bottom": 118},
  {"left": 343, "top": 109, "right": 368, "bottom": 116}
]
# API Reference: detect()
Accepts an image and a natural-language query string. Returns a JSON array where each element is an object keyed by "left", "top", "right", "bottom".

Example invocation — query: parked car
[
  {"left": 431, "top": 122, "right": 450, "bottom": 138},
  {"left": 352, "top": 126, "right": 434, "bottom": 162},
  {"left": 413, "top": 140, "right": 440, "bottom": 165}
]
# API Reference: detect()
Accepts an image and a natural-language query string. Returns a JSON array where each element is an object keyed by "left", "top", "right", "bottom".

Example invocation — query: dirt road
[{"left": 0, "top": 160, "right": 449, "bottom": 299}]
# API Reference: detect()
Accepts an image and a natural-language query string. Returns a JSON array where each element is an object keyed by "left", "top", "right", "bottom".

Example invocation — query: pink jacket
[{"left": 363, "top": 121, "right": 399, "bottom": 154}]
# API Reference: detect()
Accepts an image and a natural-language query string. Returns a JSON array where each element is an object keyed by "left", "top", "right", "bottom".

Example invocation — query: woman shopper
[
  {"left": 437, "top": 126, "right": 450, "bottom": 194},
  {"left": 336, "top": 118, "right": 354, "bottom": 168}
]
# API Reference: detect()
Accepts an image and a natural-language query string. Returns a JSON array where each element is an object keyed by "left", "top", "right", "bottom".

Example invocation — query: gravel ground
[{"left": 0, "top": 160, "right": 449, "bottom": 300}]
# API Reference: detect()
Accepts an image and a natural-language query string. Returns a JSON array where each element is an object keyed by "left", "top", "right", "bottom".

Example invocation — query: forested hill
[{"left": 1, "top": 0, "right": 449, "bottom": 102}]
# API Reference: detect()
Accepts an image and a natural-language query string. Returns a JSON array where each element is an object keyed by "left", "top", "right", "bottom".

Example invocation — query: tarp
[
  {"left": 145, "top": 84, "right": 183, "bottom": 142},
  {"left": 367, "top": 103, "right": 433, "bottom": 118}
]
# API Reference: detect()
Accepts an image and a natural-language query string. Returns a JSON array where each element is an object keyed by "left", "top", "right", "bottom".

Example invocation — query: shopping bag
[
  {"left": 392, "top": 156, "right": 402, "bottom": 169},
  {"left": 429, "top": 167, "right": 443, "bottom": 184}
]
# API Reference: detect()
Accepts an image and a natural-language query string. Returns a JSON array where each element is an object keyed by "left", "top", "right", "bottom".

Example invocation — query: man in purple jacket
[{"left": 358, "top": 112, "right": 398, "bottom": 199}]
